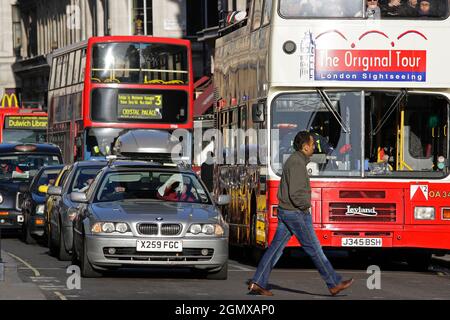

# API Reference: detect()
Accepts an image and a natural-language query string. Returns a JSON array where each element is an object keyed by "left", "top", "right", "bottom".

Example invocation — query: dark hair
[{"left": 293, "top": 131, "right": 312, "bottom": 151}]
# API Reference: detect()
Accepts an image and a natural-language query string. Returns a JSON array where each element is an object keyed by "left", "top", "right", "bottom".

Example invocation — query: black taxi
[{"left": 0, "top": 143, "right": 62, "bottom": 232}]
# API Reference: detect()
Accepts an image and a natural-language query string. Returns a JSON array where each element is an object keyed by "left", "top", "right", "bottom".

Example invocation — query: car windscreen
[
  {"left": 0, "top": 154, "right": 61, "bottom": 181},
  {"left": 95, "top": 171, "right": 211, "bottom": 204}
]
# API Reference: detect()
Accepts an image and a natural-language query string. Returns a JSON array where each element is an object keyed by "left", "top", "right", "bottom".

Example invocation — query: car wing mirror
[
  {"left": 70, "top": 192, "right": 88, "bottom": 203},
  {"left": 47, "top": 186, "right": 62, "bottom": 196},
  {"left": 217, "top": 194, "right": 230, "bottom": 206}
]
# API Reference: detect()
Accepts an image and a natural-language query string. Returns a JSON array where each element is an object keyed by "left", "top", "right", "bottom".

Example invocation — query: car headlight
[
  {"left": 102, "top": 222, "right": 116, "bottom": 233},
  {"left": 0, "top": 193, "right": 3, "bottom": 204},
  {"left": 189, "top": 223, "right": 225, "bottom": 236},
  {"left": 91, "top": 222, "right": 131, "bottom": 234},
  {"left": 190, "top": 224, "right": 202, "bottom": 234},
  {"left": 36, "top": 204, "right": 45, "bottom": 215},
  {"left": 115, "top": 222, "right": 129, "bottom": 233},
  {"left": 414, "top": 207, "right": 435, "bottom": 220},
  {"left": 202, "top": 224, "right": 215, "bottom": 235}
]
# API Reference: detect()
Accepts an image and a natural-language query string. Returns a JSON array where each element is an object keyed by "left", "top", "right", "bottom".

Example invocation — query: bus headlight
[{"left": 414, "top": 207, "right": 435, "bottom": 220}]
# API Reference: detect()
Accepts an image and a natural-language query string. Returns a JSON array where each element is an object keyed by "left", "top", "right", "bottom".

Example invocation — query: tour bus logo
[
  {"left": 345, "top": 206, "right": 378, "bottom": 217},
  {"left": 299, "top": 29, "right": 427, "bottom": 82}
]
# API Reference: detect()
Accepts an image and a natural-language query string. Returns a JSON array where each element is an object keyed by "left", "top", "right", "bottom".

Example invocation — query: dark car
[
  {"left": 71, "top": 160, "right": 230, "bottom": 278},
  {"left": 20, "top": 165, "right": 63, "bottom": 244},
  {"left": 46, "top": 161, "right": 106, "bottom": 261},
  {"left": 0, "top": 143, "right": 62, "bottom": 232}
]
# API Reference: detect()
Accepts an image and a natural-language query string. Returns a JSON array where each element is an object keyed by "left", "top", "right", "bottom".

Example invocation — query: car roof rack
[{"left": 105, "top": 155, "right": 190, "bottom": 170}]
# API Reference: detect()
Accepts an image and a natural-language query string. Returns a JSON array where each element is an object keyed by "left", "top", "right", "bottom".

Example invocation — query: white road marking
[
  {"left": 6, "top": 252, "right": 41, "bottom": 277},
  {"left": 54, "top": 291, "right": 68, "bottom": 300},
  {"left": 228, "top": 263, "right": 254, "bottom": 272}
]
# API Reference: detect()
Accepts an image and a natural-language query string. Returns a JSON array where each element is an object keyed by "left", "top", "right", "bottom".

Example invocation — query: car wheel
[
  {"left": 58, "top": 225, "right": 71, "bottom": 261},
  {"left": 80, "top": 235, "right": 102, "bottom": 278},
  {"left": 24, "top": 218, "right": 37, "bottom": 245},
  {"left": 48, "top": 221, "right": 58, "bottom": 256},
  {"left": 205, "top": 262, "right": 228, "bottom": 280}
]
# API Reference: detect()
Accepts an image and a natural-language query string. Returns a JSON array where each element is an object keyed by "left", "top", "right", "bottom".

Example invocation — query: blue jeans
[{"left": 251, "top": 208, "right": 342, "bottom": 289}]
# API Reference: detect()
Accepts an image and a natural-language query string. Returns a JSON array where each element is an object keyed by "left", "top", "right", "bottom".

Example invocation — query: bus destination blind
[
  {"left": 117, "top": 93, "right": 163, "bottom": 120},
  {"left": 4, "top": 116, "right": 48, "bottom": 129}
]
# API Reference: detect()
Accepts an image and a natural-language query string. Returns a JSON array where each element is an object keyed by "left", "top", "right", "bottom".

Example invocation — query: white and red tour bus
[{"left": 213, "top": 0, "right": 450, "bottom": 267}]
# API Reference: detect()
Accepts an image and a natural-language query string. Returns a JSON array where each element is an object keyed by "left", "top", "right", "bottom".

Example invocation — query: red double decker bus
[
  {"left": 47, "top": 36, "right": 194, "bottom": 163},
  {"left": 0, "top": 108, "right": 47, "bottom": 144}
]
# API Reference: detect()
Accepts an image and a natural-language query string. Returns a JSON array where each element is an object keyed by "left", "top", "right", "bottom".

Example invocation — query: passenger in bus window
[
  {"left": 381, "top": 0, "right": 402, "bottom": 16},
  {"left": 399, "top": 0, "right": 419, "bottom": 16},
  {"left": 418, "top": 0, "right": 432, "bottom": 16},
  {"left": 366, "top": 0, "right": 382, "bottom": 19}
]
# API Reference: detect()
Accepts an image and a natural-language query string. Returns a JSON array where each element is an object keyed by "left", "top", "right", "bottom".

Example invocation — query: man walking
[{"left": 248, "top": 131, "right": 354, "bottom": 296}]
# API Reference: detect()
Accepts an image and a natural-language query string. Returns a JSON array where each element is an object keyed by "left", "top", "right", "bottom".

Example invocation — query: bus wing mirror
[{"left": 252, "top": 102, "right": 265, "bottom": 123}]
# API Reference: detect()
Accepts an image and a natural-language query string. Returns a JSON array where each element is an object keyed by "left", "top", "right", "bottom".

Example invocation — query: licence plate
[
  {"left": 136, "top": 240, "right": 183, "bottom": 252},
  {"left": 341, "top": 238, "right": 382, "bottom": 247}
]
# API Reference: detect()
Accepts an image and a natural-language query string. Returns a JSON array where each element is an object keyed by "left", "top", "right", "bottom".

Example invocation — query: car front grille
[
  {"left": 137, "top": 223, "right": 182, "bottom": 236},
  {"left": 103, "top": 247, "right": 214, "bottom": 262},
  {"left": 161, "top": 224, "right": 181, "bottom": 236},
  {"left": 138, "top": 223, "right": 158, "bottom": 235}
]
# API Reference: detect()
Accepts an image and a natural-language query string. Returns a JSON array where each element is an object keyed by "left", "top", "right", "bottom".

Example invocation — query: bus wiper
[
  {"left": 371, "top": 89, "right": 407, "bottom": 136},
  {"left": 316, "top": 89, "right": 350, "bottom": 133}
]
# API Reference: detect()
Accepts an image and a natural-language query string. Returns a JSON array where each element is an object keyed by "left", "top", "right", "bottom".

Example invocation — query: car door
[{"left": 46, "top": 166, "right": 71, "bottom": 237}]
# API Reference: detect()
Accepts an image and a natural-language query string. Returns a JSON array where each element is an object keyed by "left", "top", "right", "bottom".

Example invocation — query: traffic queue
[{"left": 0, "top": 134, "right": 230, "bottom": 280}]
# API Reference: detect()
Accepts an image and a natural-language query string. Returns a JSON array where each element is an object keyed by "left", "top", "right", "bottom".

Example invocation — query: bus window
[
  {"left": 67, "top": 51, "right": 75, "bottom": 87},
  {"left": 279, "top": 0, "right": 363, "bottom": 18},
  {"left": 366, "top": 92, "right": 449, "bottom": 177},
  {"left": 271, "top": 91, "right": 362, "bottom": 176},
  {"left": 252, "top": 0, "right": 263, "bottom": 30},
  {"left": 262, "top": 0, "right": 273, "bottom": 25},
  {"left": 278, "top": 0, "right": 448, "bottom": 19},
  {"left": 73, "top": 50, "right": 81, "bottom": 84},
  {"left": 91, "top": 42, "right": 188, "bottom": 85}
]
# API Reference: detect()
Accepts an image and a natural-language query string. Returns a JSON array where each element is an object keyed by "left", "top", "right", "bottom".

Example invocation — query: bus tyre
[
  {"left": 80, "top": 236, "right": 102, "bottom": 278},
  {"left": 406, "top": 252, "right": 432, "bottom": 271},
  {"left": 205, "top": 262, "right": 228, "bottom": 280},
  {"left": 58, "top": 225, "right": 71, "bottom": 261}
]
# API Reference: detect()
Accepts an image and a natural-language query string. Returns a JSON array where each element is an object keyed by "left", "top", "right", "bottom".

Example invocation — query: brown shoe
[
  {"left": 248, "top": 282, "right": 274, "bottom": 296},
  {"left": 329, "top": 278, "right": 354, "bottom": 296}
]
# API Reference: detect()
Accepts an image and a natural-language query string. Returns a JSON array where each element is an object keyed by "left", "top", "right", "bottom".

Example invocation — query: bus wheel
[{"left": 406, "top": 252, "right": 432, "bottom": 271}]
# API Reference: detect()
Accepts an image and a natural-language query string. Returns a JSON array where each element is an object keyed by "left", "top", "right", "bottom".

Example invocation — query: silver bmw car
[{"left": 71, "top": 160, "right": 229, "bottom": 279}]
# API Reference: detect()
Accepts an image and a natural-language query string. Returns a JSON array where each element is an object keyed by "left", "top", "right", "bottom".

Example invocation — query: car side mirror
[
  {"left": 38, "top": 185, "right": 49, "bottom": 194},
  {"left": 252, "top": 102, "right": 265, "bottom": 123},
  {"left": 47, "top": 186, "right": 62, "bottom": 196},
  {"left": 19, "top": 183, "right": 29, "bottom": 193},
  {"left": 70, "top": 192, "right": 88, "bottom": 203},
  {"left": 217, "top": 194, "right": 230, "bottom": 206}
]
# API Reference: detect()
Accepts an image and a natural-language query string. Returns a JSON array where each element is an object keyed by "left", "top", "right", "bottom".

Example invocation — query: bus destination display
[
  {"left": 117, "top": 93, "right": 163, "bottom": 120},
  {"left": 4, "top": 116, "right": 48, "bottom": 129}
]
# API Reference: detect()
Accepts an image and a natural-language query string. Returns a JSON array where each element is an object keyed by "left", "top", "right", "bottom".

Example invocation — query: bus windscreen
[{"left": 91, "top": 42, "right": 189, "bottom": 85}]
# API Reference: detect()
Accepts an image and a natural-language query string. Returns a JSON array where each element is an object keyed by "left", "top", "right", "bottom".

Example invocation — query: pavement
[{"left": 0, "top": 250, "right": 46, "bottom": 300}]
